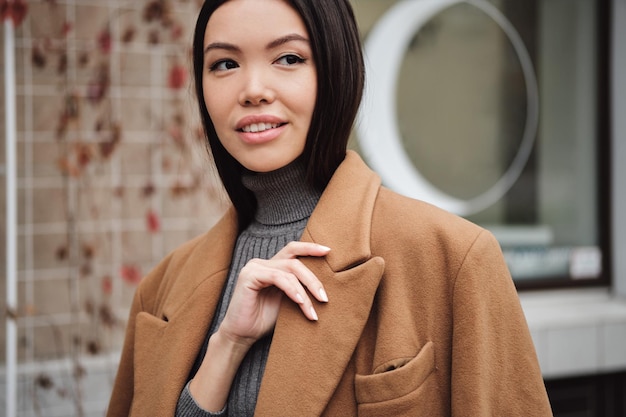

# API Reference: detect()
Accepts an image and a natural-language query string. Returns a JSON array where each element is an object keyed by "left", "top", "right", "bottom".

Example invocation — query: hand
[{"left": 217, "top": 242, "right": 330, "bottom": 347}]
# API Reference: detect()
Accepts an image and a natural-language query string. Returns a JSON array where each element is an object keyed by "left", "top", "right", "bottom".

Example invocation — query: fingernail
[
  {"left": 310, "top": 306, "right": 319, "bottom": 321},
  {"left": 319, "top": 288, "right": 328, "bottom": 302},
  {"left": 319, "top": 245, "right": 331, "bottom": 252},
  {"left": 296, "top": 293, "right": 304, "bottom": 304}
]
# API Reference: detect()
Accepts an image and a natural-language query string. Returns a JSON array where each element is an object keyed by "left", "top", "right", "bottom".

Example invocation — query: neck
[{"left": 242, "top": 159, "right": 321, "bottom": 226}]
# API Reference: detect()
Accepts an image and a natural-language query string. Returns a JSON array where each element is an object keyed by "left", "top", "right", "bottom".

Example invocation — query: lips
[{"left": 236, "top": 115, "right": 288, "bottom": 145}]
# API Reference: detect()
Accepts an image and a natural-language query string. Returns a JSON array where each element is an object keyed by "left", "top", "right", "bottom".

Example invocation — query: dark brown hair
[{"left": 192, "top": 0, "right": 365, "bottom": 230}]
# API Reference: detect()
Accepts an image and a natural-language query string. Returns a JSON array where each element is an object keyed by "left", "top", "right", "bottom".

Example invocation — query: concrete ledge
[{"left": 520, "top": 288, "right": 626, "bottom": 379}]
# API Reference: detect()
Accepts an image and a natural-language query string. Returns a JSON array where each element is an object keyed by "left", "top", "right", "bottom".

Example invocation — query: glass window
[{"left": 353, "top": 0, "right": 609, "bottom": 287}]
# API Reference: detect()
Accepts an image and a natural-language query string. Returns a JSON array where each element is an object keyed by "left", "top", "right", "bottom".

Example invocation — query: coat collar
[{"left": 304, "top": 150, "right": 381, "bottom": 272}]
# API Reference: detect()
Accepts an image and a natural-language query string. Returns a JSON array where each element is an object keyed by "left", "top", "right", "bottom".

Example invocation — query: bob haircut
[{"left": 192, "top": 0, "right": 365, "bottom": 230}]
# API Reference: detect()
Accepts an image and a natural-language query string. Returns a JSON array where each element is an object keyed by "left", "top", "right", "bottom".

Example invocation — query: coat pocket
[{"left": 355, "top": 341, "right": 436, "bottom": 415}]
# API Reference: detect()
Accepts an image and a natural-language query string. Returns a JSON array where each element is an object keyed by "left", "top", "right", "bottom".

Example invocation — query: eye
[
  {"left": 275, "top": 54, "right": 306, "bottom": 66},
  {"left": 209, "top": 59, "right": 239, "bottom": 72}
]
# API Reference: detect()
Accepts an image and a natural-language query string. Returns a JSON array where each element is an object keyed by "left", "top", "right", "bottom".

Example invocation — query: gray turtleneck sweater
[{"left": 175, "top": 160, "right": 322, "bottom": 417}]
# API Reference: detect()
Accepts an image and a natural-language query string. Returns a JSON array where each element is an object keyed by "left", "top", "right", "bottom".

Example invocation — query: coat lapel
[
  {"left": 256, "top": 152, "right": 385, "bottom": 416},
  {"left": 131, "top": 209, "right": 238, "bottom": 415}
]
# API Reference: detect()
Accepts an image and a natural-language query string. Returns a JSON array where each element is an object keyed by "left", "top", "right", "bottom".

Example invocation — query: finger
[
  {"left": 272, "top": 243, "right": 330, "bottom": 303},
  {"left": 282, "top": 274, "right": 319, "bottom": 321},
  {"left": 251, "top": 257, "right": 329, "bottom": 304},
  {"left": 279, "top": 258, "right": 329, "bottom": 303},
  {"left": 273, "top": 241, "right": 330, "bottom": 260},
  {"left": 254, "top": 268, "right": 320, "bottom": 321}
]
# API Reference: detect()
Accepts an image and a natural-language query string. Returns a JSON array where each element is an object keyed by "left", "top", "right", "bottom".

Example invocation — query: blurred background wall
[
  {"left": 1, "top": 0, "right": 625, "bottom": 416},
  {"left": 0, "top": 1, "right": 227, "bottom": 415}
]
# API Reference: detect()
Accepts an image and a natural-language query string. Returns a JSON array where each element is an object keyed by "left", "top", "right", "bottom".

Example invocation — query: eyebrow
[
  {"left": 204, "top": 33, "right": 310, "bottom": 55},
  {"left": 266, "top": 33, "right": 310, "bottom": 50}
]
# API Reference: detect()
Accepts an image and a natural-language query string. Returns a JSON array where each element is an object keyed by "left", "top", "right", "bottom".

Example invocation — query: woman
[{"left": 107, "top": 0, "right": 553, "bottom": 416}]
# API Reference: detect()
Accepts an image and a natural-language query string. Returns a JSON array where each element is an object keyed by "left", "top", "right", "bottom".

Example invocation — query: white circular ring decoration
[{"left": 356, "top": 0, "right": 539, "bottom": 216}]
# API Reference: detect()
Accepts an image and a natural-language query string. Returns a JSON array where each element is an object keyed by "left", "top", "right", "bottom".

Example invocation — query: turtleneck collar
[{"left": 241, "top": 158, "right": 322, "bottom": 226}]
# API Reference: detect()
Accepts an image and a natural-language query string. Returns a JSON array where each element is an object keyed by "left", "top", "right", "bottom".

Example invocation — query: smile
[{"left": 240, "top": 122, "right": 282, "bottom": 133}]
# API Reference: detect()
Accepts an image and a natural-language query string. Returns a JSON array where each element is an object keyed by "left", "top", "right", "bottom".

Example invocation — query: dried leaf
[
  {"left": 143, "top": 1, "right": 164, "bottom": 22},
  {"left": 122, "top": 26, "right": 136, "bottom": 43},
  {"left": 99, "top": 303, "right": 117, "bottom": 327},
  {"left": 63, "top": 93, "right": 80, "bottom": 120},
  {"left": 74, "top": 143, "right": 94, "bottom": 169},
  {"left": 35, "top": 374, "right": 54, "bottom": 390},
  {"left": 168, "top": 64, "right": 188, "bottom": 90},
  {"left": 55, "top": 244, "right": 68, "bottom": 261},
  {"left": 120, "top": 265, "right": 142, "bottom": 285},
  {"left": 170, "top": 181, "right": 189, "bottom": 197},
  {"left": 86, "top": 340, "right": 100, "bottom": 355},
  {"left": 78, "top": 50, "right": 90, "bottom": 67},
  {"left": 142, "top": 182, "right": 156, "bottom": 198},
  {"left": 86, "top": 64, "right": 110, "bottom": 104},
  {"left": 61, "top": 21, "right": 73, "bottom": 37},
  {"left": 31, "top": 45, "right": 47, "bottom": 69},
  {"left": 1, "top": 0, "right": 29, "bottom": 27},
  {"left": 148, "top": 29, "right": 160, "bottom": 45},
  {"left": 99, "top": 125, "right": 121, "bottom": 159},
  {"left": 97, "top": 27, "right": 112, "bottom": 54},
  {"left": 82, "top": 243, "right": 95, "bottom": 259},
  {"left": 147, "top": 209, "right": 161, "bottom": 233},
  {"left": 170, "top": 23, "right": 184, "bottom": 41},
  {"left": 6, "top": 307, "right": 18, "bottom": 320}
]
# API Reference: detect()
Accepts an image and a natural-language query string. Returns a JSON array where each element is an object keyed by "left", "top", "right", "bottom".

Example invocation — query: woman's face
[{"left": 202, "top": 0, "right": 317, "bottom": 173}]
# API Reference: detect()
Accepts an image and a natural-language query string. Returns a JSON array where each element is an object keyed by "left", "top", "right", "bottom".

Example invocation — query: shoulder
[
  {"left": 369, "top": 186, "right": 511, "bottom": 308},
  {"left": 369, "top": 186, "right": 506, "bottom": 283},
  {"left": 133, "top": 208, "right": 238, "bottom": 313},
  {"left": 371, "top": 186, "right": 488, "bottom": 250}
]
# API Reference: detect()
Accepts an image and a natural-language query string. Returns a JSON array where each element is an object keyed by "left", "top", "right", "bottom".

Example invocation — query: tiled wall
[
  {"left": 2, "top": 0, "right": 626, "bottom": 416},
  {"left": 1, "top": 1, "right": 228, "bottom": 415}
]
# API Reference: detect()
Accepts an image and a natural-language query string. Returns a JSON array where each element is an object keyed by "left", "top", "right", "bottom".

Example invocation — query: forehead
[{"left": 205, "top": 0, "right": 309, "bottom": 44}]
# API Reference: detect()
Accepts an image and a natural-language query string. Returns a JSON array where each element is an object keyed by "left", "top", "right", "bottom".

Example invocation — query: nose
[{"left": 238, "top": 68, "right": 276, "bottom": 106}]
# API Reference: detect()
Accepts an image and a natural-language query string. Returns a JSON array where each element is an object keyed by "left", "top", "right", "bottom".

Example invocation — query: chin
[
  {"left": 241, "top": 155, "right": 301, "bottom": 173},
  {"left": 245, "top": 163, "right": 287, "bottom": 173}
]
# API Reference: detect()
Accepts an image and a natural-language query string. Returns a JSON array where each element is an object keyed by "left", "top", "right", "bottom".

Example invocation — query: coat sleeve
[{"left": 450, "top": 230, "right": 552, "bottom": 416}]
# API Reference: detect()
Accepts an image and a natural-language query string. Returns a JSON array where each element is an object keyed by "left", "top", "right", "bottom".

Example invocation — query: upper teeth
[{"left": 242, "top": 122, "right": 279, "bottom": 133}]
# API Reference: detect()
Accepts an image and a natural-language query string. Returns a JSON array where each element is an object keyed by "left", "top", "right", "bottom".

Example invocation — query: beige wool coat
[{"left": 107, "top": 151, "right": 552, "bottom": 417}]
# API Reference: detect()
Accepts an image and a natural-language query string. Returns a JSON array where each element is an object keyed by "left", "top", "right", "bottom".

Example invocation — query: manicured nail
[
  {"left": 296, "top": 293, "right": 304, "bottom": 304},
  {"left": 319, "top": 245, "right": 331, "bottom": 252},
  {"left": 319, "top": 288, "right": 328, "bottom": 302},
  {"left": 310, "top": 307, "right": 318, "bottom": 321}
]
